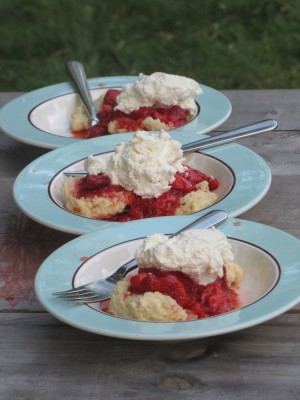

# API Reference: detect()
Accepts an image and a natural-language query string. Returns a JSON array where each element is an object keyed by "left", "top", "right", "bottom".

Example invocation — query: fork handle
[
  {"left": 171, "top": 210, "right": 227, "bottom": 237},
  {"left": 181, "top": 119, "right": 278, "bottom": 152},
  {"left": 106, "top": 259, "right": 137, "bottom": 282}
]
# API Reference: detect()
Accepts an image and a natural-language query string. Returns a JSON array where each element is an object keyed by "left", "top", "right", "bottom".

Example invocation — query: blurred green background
[{"left": 1, "top": 0, "right": 299, "bottom": 92}]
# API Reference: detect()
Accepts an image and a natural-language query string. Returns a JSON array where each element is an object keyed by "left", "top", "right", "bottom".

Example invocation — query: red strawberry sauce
[
  {"left": 72, "top": 165, "right": 219, "bottom": 222},
  {"left": 129, "top": 267, "right": 239, "bottom": 318},
  {"left": 72, "top": 89, "right": 191, "bottom": 139}
]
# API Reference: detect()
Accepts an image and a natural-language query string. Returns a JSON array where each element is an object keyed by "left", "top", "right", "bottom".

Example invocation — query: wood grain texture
[
  {"left": 221, "top": 89, "right": 300, "bottom": 131},
  {"left": 1, "top": 90, "right": 300, "bottom": 399},
  {"left": 1, "top": 313, "right": 300, "bottom": 400}
]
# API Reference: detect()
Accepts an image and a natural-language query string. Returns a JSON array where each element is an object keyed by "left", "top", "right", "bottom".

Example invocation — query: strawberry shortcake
[{"left": 61, "top": 131, "right": 219, "bottom": 221}]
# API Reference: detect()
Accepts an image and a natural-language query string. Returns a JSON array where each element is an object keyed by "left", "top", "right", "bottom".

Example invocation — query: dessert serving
[
  {"left": 108, "top": 227, "right": 244, "bottom": 322},
  {"left": 70, "top": 72, "right": 202, "bottom": 138},
  {"left": 61, "top": 130, "right": 219, "bottom": 221}
]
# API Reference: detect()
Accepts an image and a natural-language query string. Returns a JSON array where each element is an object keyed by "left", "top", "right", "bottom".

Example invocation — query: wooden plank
[
  {"left": 241, "top": 175, "right": 300, "bottom": 238},
  {"left": 0, "top": 212, "right": 75, "bottom": 311},
  {"left": 0, "top": 92, "right": 24, "bottom": 108},
  {"left": 0, "top": 312, "right": 299, "bottom": 400},
  {"left": 231, "top": 130, "right": 300, "bottom": 176},
  {"left": 0, "top": 135, "right": 48, "bottom": 175},
  {"left": 221, "top": 89, "right": 300, "bottom": 131}
]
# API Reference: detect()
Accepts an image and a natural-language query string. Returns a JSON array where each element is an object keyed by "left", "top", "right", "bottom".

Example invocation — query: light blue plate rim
[
  {"left": 13, "top": 133, "right": 271, "bottom": 235},
  {"left": 34, "top": 217, "right": 300, "bottom": 341},
  {"left": 0, "top": 76, "right": 231, "bottom": 149}
]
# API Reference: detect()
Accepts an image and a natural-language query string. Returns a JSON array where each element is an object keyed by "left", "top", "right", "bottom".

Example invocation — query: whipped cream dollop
[
  {"left": 115, "top": 72, "right": 202, "bottom": 114},
  {"left": 84, "top": 130, "right": 186, "bottom": 198},
  {"left": 134, "top": 227, "right": 234, "bottom": 285}
]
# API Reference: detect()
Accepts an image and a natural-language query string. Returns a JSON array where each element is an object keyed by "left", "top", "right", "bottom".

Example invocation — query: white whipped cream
[
  {"left": 115, "top": 72, "right": 202, "bottom": 114},
  {"left": 83, "top": 156, "right": 105, "bottom": 175},
  {"left": 84, "top": 130, "right": 185, "bottom": 198},
  {"left": 134, "top": 227, "right": 234, "bottom": 285}
]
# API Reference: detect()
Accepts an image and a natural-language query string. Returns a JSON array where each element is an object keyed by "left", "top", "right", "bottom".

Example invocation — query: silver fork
[
  {"left": 63, "top": 119, "right": 278, "bottom": 176},
  {"left": 52, "top": 210, "right": 228, "bottom": 303}
]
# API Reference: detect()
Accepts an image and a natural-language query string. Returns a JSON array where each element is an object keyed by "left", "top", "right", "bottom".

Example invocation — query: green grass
[{"left": 0, "top": 0, "right": 300, "bottom": 91}]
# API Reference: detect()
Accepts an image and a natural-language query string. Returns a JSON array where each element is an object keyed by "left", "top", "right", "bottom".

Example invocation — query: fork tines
[{"left": 52, "top": 288, "right": 110, "bottom": 303}]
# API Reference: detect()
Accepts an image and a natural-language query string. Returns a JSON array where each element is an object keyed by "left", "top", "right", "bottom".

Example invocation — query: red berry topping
[{"left": 128, "top": 267, "right": 239, "bottom": 319}]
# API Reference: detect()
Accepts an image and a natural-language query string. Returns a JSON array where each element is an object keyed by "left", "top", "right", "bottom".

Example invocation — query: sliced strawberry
[
  {"left": 207, "top": 177, "right": 219, "bottom": 190},
  {"left": 80, "top": 174, "right": 111, "bottom": 191},
  {"left": 126, "top": 206, "right": 144, "bottom": 220},
  {"left": 171, "top": 174, "right": 194, "bottom": 192},
  {"left": 112, "top": 117, "right": 141, "bottom": 132},
  {"left": 130, "top": 271, "right": 161, "bottom": 294},
  {"left": 160, "top": 274, "right": 191, "bottom": 308},
  {"left": 151, "top": 190, "right": 180, "bottom": 216},
  {"left": 181, "top": 165, "right": 209, "bottom": 184},
  {"left": 190, "top": 303, "right": 208, "bottom": 318},
  {"left": 85, "top": 125, "right": 106, "bottom": 138},
  {"left": 101, "top": 103, "right": 113, "bottom": 114},
  {"left": 103, "top": 89, "right": 120, "bottom": 106},
  {"left": 129, "top": 107, "right": 160, "bottom": 121}
]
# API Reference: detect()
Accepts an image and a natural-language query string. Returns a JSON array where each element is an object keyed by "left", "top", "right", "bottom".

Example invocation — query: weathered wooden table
[{"left": 1, "top": 90, "right": 299, "bottom": 399}]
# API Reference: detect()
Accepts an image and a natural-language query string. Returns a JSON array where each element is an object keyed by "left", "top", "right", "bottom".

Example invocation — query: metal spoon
[
  {"left": 66, "top": 60, "right": 99, "bottom": 126},
  {"left": 63, "top": 119, "right": 278, "bottom": 176}
]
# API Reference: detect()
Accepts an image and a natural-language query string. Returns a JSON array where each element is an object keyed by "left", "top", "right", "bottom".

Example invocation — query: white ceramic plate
[
  {"left": 34, "top": 217, "right": 300, "bottom": 341},
  {"left": 0, "top": 76, "right": 231, "bottom": 149},
  {"left": 13, "top": 132, "right": 271, "bottom": 235}
]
